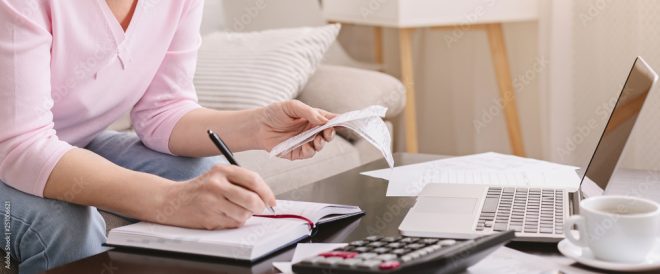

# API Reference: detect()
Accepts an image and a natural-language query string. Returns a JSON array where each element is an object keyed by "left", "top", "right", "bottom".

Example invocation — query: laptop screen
[{"left": 581, "top": 57, "right": 658, "bottom": 190}]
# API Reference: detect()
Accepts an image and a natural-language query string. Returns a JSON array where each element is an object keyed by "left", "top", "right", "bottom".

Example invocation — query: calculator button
[
  {"left": 318, "top": 251, "right": 358, "bottom": 259},
  {"left": 336, "top": 258, "right": 362, "bottom": 267},
  {"left": 421, "top": 238, "right": 439, "bottom": 244},
  {"left": 318, "top": 257, "right": 343, "bottom": 266},
  {"left": 400, "top": 237, "right": 417, "bottom": 243},
  {"left": 438, "top": 239, "right": 456, "bottom": 246},
  {"left": 354, "top": 247, "right": 370, "bottom": 252},
  {"left": 379, "top": 261, "right": 401, "bottom": 270},
  {"left": 408, "top": 251, "right": 423, "bottom": 259},
  {"left": 357, "top": 260, "right": 382, "bottom": 269},
  {"left": 386, "top": 242, "right": 403, "bottom": 248},
  {"left": 401, "top": 255, "right": 413, "bottom": 262},
  {"left": 391, "top": 248, "right": 409, "bottom": 255},
  {"left": 426, "top": 244, "right": 441, "bottom": 252},
  {"left": 350, "top": 240, "right": 366, "bottom": 246},
  {"left": 366, "top": 236, "right": 381, "bottom": 241},
  {"left": 381, "top": 236, "right": 398, "bottom": 242},
  {"left": 376, "top": 254, "right": 397, "bottom": 261},
  {"left": 372, "top": 247, "right": 390, "bottom": 254},
  {"left": 406, "top": 243, "right": 425, "bottom": 249},
  {"left": 368, "top": 241, "right": 386, "bottom": 247},
  {"left": 357, "top": 252, "right": 379, "bottom": 259}
]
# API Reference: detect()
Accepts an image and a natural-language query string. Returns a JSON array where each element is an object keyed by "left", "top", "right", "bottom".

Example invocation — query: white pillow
[{"left": 194, "top": 24, "right": 340, "bottom": 110}]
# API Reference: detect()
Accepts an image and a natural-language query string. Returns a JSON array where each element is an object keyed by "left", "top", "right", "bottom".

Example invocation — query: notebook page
[
  {"left": 268, "top": 200, "right": 361, "bottom": 223},
  {"left": 114, "top": 217, "right": 302, "bottom": 247}
]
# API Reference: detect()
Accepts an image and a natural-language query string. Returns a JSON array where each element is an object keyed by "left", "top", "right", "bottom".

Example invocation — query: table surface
[{"left": 46, "top": 153, "right": 660, "bottom": 274}]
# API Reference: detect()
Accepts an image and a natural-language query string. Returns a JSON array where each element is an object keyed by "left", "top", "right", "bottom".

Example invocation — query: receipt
[{"left": 269, "top": 105, "right": 394, "bottom": 168}]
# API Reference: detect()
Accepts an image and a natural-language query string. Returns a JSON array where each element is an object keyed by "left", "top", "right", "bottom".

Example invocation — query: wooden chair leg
[
  {"left": 373, "top": 26, "right": 384, "bottom": 65},
  {"left": 399, "top": 28, "right": 419, "bottom": 153},
  {"left": 485, "top": 23, "right": 526, "bottom": 156}
]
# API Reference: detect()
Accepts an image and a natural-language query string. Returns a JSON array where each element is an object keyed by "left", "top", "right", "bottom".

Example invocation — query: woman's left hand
[{"left": 257, "top": 100, "right": 336, "bottom": 160}]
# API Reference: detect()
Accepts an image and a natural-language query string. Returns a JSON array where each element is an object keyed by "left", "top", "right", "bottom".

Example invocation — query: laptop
[{"left": 399, "top": 57, "right": 659, "bottom": 242}]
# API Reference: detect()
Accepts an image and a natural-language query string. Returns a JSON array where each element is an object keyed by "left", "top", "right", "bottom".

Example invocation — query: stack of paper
[
  {"left": 270, "top": 105, "right": 393, "bottom": 168},
  {"left": 362, "top": 152, "right": 581, "bottom": 196}
]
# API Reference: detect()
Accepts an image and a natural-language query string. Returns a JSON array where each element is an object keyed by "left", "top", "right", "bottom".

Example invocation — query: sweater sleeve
[
  {"left": 0, "top": 1, "right": 74, "bottom": 196},
  {"left": 130, "top": 0, "right": 203, "bottom": 155}
]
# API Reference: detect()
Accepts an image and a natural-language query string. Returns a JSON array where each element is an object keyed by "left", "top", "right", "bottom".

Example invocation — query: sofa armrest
[{"left": 297, "top": 65, "right": 405, "bottom": 120}]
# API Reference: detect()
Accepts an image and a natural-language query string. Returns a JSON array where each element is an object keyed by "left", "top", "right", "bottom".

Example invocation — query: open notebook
[{"left": 106, "top": 200, "right": 363, "bottom": 261}]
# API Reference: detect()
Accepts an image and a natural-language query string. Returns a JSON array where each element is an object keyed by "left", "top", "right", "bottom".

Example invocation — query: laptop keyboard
[{"left": 475, "top": 187, "right": 565, "bottom": 235}]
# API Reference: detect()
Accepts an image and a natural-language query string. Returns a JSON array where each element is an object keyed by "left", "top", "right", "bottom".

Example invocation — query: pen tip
[{"left": 207, "top": 129, "right": 213, "bottom": 135}]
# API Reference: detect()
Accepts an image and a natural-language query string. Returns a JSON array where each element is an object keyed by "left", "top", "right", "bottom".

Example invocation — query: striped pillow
[{"left": 194, "top": 24, "right": 340, "bottom": 110}]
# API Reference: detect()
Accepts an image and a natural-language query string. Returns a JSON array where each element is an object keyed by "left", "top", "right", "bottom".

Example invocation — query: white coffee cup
[{"left": 564, "top": 195, "right": 660, "bottom": 263}]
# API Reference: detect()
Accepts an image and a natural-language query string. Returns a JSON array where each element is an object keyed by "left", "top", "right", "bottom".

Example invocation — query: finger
[
  {"left": 212, "top": 197, "right": 253, "bottom": 224},
  {"left": 317, "top": 108, "right": 337, "bottom": 120},
  {"left": 279, "top": 150, "right": 296, "bottom": 160},
  {"left": 216, "top": 214, "right": 243, "bottom": 229},
  {"left": 222, "top": 182, "right": 266, "bottom": 214},
  {"left": 312, "top": 134, "right": 325, "bottom": 152},
  {"left": 299, "top": 143, "right": 316, "bottom": 159},
  {"left": 214, "top": 165, "right": 276, "bottom": 207},
  {"left": 201, "top": 212, "right": 242, "bottom": 230},
  {"left": 283, "top": 100, "right": 328, "bottom": 125},
  {"left": 322, "top": 128, "right": 335, "bottom": 142}
]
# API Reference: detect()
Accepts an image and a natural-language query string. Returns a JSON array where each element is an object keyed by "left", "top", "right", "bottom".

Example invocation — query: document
[
  {"left": 362, "top": 152, "right": 581, "bottom": 196},
  {"left": 272, "top": 243, "right": 348, "bottom": 273},
  {"left": 270, "top": 105, "right": 394, "bottom": 168},
  {"left": 465, "top": 246, "right": 596, "bottom": 274}
]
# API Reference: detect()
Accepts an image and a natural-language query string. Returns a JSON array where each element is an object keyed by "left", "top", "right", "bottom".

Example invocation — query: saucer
[{"left": 558, "top": 238, "right": 660, "bottom": 272}]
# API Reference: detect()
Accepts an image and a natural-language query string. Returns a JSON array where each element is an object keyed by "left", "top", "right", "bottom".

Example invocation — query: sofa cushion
[
  {"left": 297, "top": 65, "right": 406, "bottom": 120},
  {"left": 194, "top": 24, "right": 340, "bottom": 111}
]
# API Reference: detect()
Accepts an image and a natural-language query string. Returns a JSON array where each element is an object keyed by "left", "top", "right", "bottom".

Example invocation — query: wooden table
[
  {"left": 322, "top": 0, "right": 539, "bottom": 155},
  {"left": 45, "top": 153, "right": 660, "bottom": 273}
]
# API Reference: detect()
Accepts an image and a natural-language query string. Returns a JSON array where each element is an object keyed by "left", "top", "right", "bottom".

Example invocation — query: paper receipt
[{"left": 269, "top": 105, "right": 394, "bottom": 168}]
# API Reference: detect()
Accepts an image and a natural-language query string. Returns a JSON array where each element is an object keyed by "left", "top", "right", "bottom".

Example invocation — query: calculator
[{"left": 291, "top": 230, "right": 515, "bottom": 274}]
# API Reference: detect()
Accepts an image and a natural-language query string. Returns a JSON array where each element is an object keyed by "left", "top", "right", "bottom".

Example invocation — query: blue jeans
[{"left": 1, "top": 131, "right": 225, "bottom": 274}]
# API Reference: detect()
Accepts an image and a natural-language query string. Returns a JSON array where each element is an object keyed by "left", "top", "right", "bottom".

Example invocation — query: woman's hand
[
  {"left": 257, "top": 100, "right": 336, "bottom": 160},
  {"left": 154, "top": 164, "right": 276, "bottom": 230}
]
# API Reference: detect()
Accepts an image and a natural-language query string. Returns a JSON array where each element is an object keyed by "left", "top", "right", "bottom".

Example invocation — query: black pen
[{"left": 207, "top": 129, "right": 276, "bottom": 214}]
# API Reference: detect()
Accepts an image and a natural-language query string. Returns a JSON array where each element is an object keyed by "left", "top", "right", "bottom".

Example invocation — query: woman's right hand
[{"left": 152, "top": 164, "right": 277, "bottom": 230}]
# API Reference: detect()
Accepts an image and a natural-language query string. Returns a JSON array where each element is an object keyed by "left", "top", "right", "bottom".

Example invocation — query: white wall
[
  {"left": 566, "top": 0, "right": 660, "bottom": 171},
  {"left": 201, "top": 0, "right": 225, "bottom": 35},
  {"left": 338, "top": 23, "right": 544, "bottom": 159}
]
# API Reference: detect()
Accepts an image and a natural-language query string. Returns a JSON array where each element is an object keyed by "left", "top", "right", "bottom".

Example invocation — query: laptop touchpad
[{"left": 415, "top": 197, "right": 478, "bottom": 214}]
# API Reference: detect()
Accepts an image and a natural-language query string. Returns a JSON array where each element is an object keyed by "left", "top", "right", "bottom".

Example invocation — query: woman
[{"left": 0, "top": 0, "right": 335, "bottom": 273}]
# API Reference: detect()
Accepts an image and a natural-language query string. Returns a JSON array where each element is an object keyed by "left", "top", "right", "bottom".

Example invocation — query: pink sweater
[{"left": 0, "top": 0, "right": 203, "bottom": 196}]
